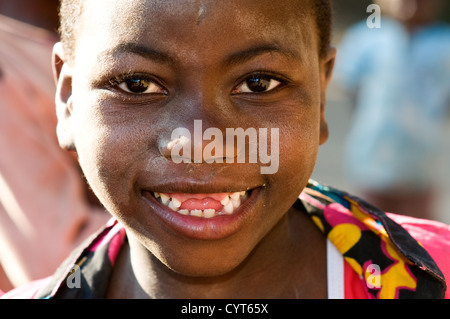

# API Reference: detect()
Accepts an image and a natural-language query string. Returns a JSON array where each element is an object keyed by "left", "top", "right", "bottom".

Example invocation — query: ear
[
  {"left": 52, "top": 42, "right": 76, "bottom": 151},
  {"left": 318, "top": 47, "right": 336, "bottom": 145}
]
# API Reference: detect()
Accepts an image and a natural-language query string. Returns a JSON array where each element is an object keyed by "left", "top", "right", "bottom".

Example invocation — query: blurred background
[
  {"left": 0, "top": 0, "right": 449, "bottom": 293},
  {"left": 312, "top": 0, "right": 450, "bottom": 223}
]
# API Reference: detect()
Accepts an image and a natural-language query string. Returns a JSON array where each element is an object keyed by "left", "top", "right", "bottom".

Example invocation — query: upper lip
[
  {"left": 139, "top": 177, "right": 262, "bottom": 195},
  {"left": 140, "top": 154, "right": 265, "bottom": 193}
]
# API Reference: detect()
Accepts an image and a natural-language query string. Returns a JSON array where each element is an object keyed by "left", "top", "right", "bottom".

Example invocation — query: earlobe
[
  {"left": 52, "top": 42, "right": 76, "bottom": 151},
  {"left": 319, "top": 47, "right": 336, "bottom": 145},
  {"left": 319, "top": 113, "right": 329, "bottom": 145}
]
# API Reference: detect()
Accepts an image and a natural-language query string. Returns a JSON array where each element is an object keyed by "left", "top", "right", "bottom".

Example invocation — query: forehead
[{"left": 74, "top": 0, "right": 317, "bottom": 65}]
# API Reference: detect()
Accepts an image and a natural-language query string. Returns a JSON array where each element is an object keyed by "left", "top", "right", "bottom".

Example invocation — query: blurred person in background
[
  {"left": 0, "top": 0, "right": 108, "bottom": 292},
  {"left": 334, "top": 0, "right": 450, "bottom": 219}
]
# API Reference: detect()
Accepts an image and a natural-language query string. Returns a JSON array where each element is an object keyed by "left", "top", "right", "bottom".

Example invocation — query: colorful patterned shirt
[{"left": 2, "top": 180, "right": 449, "bottom": 299}]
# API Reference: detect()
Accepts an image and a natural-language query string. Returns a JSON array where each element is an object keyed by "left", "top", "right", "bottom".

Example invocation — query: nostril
[
  {"left": 158, "top": 128, "right": 193, "bottom": 162},
  {"left": 157, "top": 140, "right": 172, "bottom": 159}
]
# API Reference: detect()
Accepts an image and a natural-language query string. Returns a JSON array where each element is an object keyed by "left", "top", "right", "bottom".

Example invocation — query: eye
[
  {"left": 233, "top": 75, "right": 283, "bottom": 94},
  {"left": 115, "top": 76, "right": 167, "bottom": 95}
]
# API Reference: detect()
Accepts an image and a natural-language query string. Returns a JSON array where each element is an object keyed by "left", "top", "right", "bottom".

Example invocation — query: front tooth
[
  {"left": 168, "top": 200, "right": 179, "bottom": 211},
  {"left": 160, "top": 193, "right": 170, "bottom": 205},
  {"left": 178, "top": 209, "right": 189, "bottom": 215},
  {"left": 230, "top": 192, "right": 240, "bottom": 200},
  {"left": 231, "top": 197, "right": 241, "bottom": 208},
  {"left": 220, "top": 196, "right": 230, "bottom": 206},
  {"left": 239, "top": 191, "right": 246, "bottom": 196},
  {"left": 223, "top": 201, "right": 234, "bottom": 214},
  {"left": 171, "top": 197, "right": 181, "bottom": 208},
  {"left": 154, "top": 192, "right": 160, "bottom": 198},
  {"left": 203, "top": 209, "right": 215, "bottom": 218},
  {"left": 190, "top": 209, "right": 203, "bottom": 217}
]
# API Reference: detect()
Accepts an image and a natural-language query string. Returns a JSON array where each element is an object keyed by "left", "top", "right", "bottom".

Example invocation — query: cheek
[
  {"left": 71, "top": 100, "right": 148, "bottom": 211},
  {"left": 78, "top": 128, "right": 130, "bottom": 208},
  {"left": 273, "top": 111, "right": 320, "bottom": 195}
]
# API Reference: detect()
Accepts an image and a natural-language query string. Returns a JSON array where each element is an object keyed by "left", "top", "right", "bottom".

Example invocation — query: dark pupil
[
  {"left": 246, "top": 77, "right": 271, "bottom": 92},
  {"left": 126, "top": 78, "right": 150, "bottom": 93}
]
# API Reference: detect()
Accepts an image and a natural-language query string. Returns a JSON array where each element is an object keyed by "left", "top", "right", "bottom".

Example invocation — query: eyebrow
[
  {"left": 102, "top": 42, "right": 177, "bottom": 65},
  {"left": 224, "top": 44, "right": 301, "bottom": 67},
  {"left": 101, "top": 42, "right": 300, "bottom": 68}
]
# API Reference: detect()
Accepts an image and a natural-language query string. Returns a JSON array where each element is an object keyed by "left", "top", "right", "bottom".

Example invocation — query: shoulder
[
  {"left": 387, "top": 213, "right": 450, "bottom": 299},
  {"left": 302, "top": 180, "right": 448, "bottom": 298},
  {"left": 1, "top": 218, "right": 123, "bottom": 299},
  {"left": 387, "top": 213, "right": 450, "bottom": 242}
]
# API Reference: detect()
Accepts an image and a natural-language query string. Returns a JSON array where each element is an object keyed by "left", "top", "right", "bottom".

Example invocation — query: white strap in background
[{"left": 326, "top": 239, "right": 345, "bottom": 299}]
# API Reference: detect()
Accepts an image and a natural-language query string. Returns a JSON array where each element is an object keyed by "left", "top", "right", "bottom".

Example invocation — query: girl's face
[{"left": 55, "top": 0, "right": 334, "bottom": 276}]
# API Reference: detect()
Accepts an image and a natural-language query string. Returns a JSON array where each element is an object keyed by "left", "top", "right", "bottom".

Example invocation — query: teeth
[
  {"left": 223, "top": 201, "right": 234, "bottom": 214},
  {"left": 190, "top": 209, "right": 203, "bottom": 217},
  {"left": 171, "top": 197, "right": 181, "bottom": 208},
  {"left": 168, "top": 200, "right": 178, "bottom": 211},
  {"left": 203, "top": 209, "right": 216, "bottom": 218},
  {"left": 220, "top": 196, "right": 230, "bottom": 206},
  {"left": 231, "top": 197, "right": 241, "bottom": 208},
  {"left": 230, "top": 192, "right": 240, "bottom": 200},
  {"left": 153, "top": 190, "right": 249, "bottom": 218},
  {"left": 160, "top": 193, "right": 170, "bottom": 205}
]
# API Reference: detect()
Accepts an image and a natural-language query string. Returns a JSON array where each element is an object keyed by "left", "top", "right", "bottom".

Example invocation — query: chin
[{"left": 154, "top": 241, "right": 253, "bottom": 279}]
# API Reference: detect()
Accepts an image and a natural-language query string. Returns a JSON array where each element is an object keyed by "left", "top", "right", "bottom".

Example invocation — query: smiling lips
[{"left": 151, "top": 191, "right": 249, "bottom": 218}]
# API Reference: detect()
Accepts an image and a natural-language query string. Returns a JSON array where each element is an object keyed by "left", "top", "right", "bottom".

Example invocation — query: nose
[
  {"left": 158, "top": 119, "right": 242, "bottom": 164},
  {"left": 156, "top": 70, "right": 248, "bottom": 164}
]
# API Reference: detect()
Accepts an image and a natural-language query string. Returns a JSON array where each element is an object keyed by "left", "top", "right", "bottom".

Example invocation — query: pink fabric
[
  {"left": 387, "top": 213, "right": 450, "bottom": 299},
  {"left": 0, "top": 277, "right": 51, "bottom": 299},
  {"left": 0, "top": 15, "right": 109, "bottom": 292},
  {"left": 344, "top": 213, "right": 450, "bottom": 299}
]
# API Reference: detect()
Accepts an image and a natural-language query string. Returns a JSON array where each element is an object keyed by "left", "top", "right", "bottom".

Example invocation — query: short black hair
[
  {"left": 59, "top": 0, "right": 332, "bottom": 62},
  {"left": 313, "top": 0, "right": 333, "bottom": 57}
]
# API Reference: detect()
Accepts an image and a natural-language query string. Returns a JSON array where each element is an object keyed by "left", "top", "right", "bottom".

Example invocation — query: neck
[{"left": 108, "top": 207, "right": 327, "bottom": 299}]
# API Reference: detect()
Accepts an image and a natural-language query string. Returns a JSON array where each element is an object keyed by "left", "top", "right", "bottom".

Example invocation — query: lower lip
[{"left": 142, "top": 188, "right": 260, "bottom": 240}]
